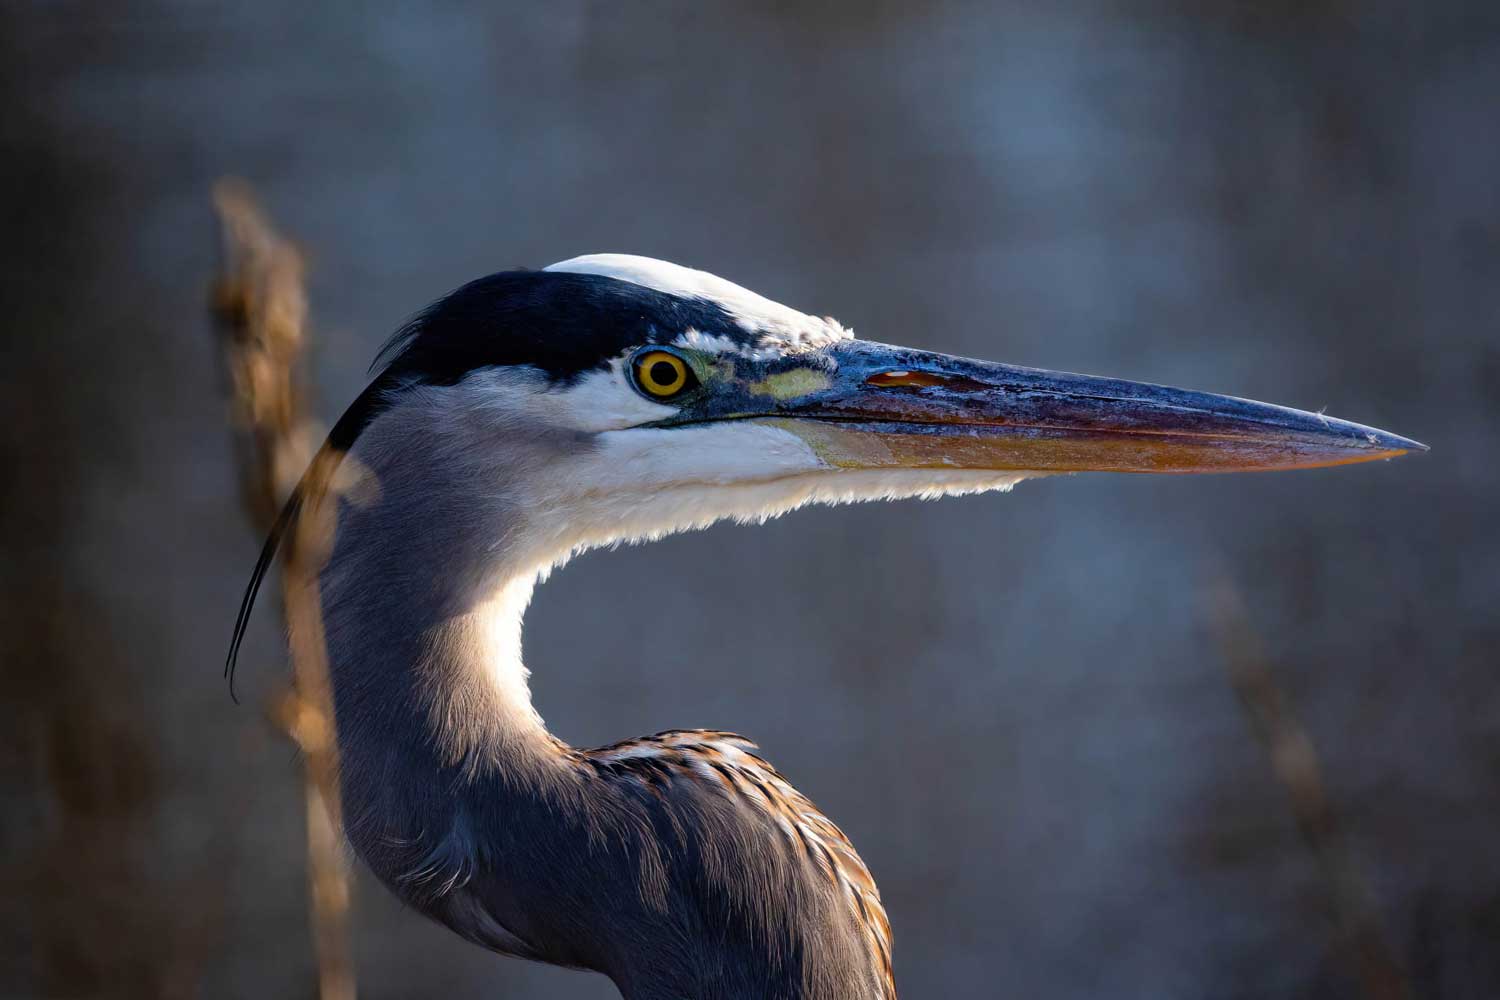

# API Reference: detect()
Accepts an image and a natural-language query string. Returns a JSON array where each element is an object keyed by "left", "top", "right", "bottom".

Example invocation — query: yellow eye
[{"left": 632, "top": 350, "right": 694, "bottom": 399}]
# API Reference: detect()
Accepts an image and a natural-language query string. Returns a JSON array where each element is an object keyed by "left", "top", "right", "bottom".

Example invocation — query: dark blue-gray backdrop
[{"left": 3, "top": 3, "right": 1497, "bottom": 998}]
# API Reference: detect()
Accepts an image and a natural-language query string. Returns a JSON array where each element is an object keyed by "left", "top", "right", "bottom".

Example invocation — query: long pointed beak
[{"left": 758, "top": 341, "right": 1425, "bottom": 474}]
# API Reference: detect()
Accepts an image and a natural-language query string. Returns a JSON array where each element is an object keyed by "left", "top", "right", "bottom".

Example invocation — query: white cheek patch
[
  {"left": 510, "top": 418, "right": 1035, "bottom": 577},
  {"left": 559, "top": 423, "right": 827, "bottom": 496},
  {"left": 512, "top": 422, "right": 823, "bottom": 571},
  {"left": 527, "top": 358, "right": 679, "bottom": 432}
]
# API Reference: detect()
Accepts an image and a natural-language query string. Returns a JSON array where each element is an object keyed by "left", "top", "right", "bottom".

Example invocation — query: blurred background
[{"left": 2, "top": 2, "right": 1497, "bottom": 998}]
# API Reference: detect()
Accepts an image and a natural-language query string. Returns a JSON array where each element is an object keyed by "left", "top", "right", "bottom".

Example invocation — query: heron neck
[{"left": 316, "top": 449, "right": 565, "bottom": 815}]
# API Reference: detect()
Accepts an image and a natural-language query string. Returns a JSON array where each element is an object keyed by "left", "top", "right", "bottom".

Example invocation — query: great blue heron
[{"left": 227, "top": 255, "right": 1422, "bottom": 999}]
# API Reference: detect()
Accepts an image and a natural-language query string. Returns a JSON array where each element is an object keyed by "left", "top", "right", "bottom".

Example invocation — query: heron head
[
  {"left": 225, "top": 254, "right": 1425, "bottom": 686},
  {"left": 336, "top": 253, "right": 1423, "bottom": 570}
]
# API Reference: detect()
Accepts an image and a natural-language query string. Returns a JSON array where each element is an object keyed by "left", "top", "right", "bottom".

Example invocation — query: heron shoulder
[{"left": 578, "top": 729, "right": 895, "bottom": 998}]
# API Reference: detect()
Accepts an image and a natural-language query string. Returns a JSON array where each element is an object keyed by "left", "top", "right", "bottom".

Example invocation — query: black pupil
[{"left": 648, "top": 360, "right": 679, "bottom": 388}]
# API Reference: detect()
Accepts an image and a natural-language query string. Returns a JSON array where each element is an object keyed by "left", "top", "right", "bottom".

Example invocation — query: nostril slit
[{"left": 866, "top": 370, "right": 953, "bottom": 388}]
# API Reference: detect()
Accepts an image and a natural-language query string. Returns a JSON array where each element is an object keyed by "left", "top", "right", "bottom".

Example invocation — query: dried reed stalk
[
  {"left": 1213, "top": 580, "right": 1411, "bottom": 1000},
  {"left": 211, "top": 179, "right": 355, "bottom": 1000}
]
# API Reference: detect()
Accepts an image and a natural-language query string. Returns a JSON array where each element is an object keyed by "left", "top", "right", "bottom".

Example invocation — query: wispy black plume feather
[{"left": 223, "top": 379, "right": 388, "bottom": 702}]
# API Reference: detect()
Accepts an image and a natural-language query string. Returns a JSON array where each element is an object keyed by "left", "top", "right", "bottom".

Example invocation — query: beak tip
[
  {"left": 1310, "top": 412, "right": 1425, "bottom": 462},
  {"left": 1370, "top": 431, "right": 1428, "bottom": 457}
]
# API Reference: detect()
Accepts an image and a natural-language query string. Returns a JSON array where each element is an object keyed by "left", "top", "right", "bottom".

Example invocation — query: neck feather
[{"left": 317, "top": 411, "right": 570, "bottom": 788}]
